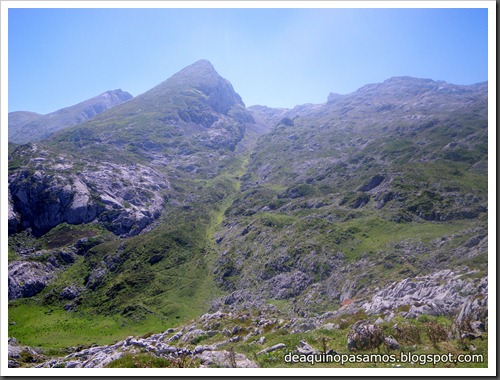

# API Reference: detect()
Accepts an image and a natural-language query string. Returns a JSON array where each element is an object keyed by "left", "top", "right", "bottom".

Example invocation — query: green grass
[
  {"left": 41, "top": 223, "right": 113, "bottom": 250},
  {"left": 257, "top": 212, "right": 298, "bottom": 228},
  {"left": 106, "top": 353, "right": 191, "bottom": 368},
  {"left": 336, "top": 217, "right": 471, "bottom": 261},
  {"left": 8, "top": 299, "right": 171, "bottom": 349},
  {"left": 106, "top": 354, "right": 174, "bottom": 368}
]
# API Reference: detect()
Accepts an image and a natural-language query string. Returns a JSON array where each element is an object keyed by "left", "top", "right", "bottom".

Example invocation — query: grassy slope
[
  {"left": 212, "top": 90, "right": 488, "bottom": 314},
  {"left": 8, "top": 152, "right": 249, "bottom": 349}
]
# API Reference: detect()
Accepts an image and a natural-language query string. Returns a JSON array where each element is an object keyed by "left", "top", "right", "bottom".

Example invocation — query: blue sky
[{"left": 8, "top": 6, "right": 488, "bottom": 114}]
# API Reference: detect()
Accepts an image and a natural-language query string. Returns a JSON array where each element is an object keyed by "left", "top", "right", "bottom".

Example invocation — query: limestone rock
[
  {"left": 60, "top": 285, "right": 82, "bottom": 300},
  {"left": 257, "top": 343, "right": 286, "bottom": 354},
  {"left": 8, "top": 150, "right": 168, "bottom": 238},
  {"left": 362, "top": 270, "right": 488, "bottom": 319},
  {"left": 296, "top": 340, "right": 318, "bottom": 355},
  {"left": 266, "top": 271, "right": 313, "bottom": 300},
  {"left": 384, "top": 336, "right": 400, "bottom": 350},
  {"left": 8, "top": 261, "right": 55, "bottom": 300}
]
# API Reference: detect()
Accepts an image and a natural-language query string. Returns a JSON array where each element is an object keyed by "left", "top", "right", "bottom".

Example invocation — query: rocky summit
[{"left": 7, "top": 61, "right": 488, "bottom": 368}]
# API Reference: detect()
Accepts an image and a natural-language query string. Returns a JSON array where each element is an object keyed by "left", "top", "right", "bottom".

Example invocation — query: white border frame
[{"left": 1, "top": 1, "right": 496, "bottom": 377}]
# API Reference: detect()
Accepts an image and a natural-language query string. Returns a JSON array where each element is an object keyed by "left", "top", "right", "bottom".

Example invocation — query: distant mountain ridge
[{"left": 8, "top": 89, "right": 133, "bottom": 144}]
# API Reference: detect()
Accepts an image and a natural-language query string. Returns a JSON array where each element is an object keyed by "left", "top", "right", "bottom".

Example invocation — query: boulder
[
  {"left": 257, "top": 343, "right": 286, "bottom": 355},
  {"left": 296, "top": 340, "right": 318, "bottom": 355},
  {"left": 384, "top": 336, "right": 400, "bottom": 350},
  {"left": 60, "top": 285, "right": 82, "bottom": 300}
]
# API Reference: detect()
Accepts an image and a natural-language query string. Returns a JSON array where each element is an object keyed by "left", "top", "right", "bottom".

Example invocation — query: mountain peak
[
  {"left": 188, "top": 59, "right": 215, "bottom": 70},
  {"left": 137, "top": 60, "right": 251, "bottom": 121},
  {"left": 98, "top": 89, "right": 133, "bottom": 103},
  {"left": 171, "top": 59, "right": 219, "bottom": 82}
]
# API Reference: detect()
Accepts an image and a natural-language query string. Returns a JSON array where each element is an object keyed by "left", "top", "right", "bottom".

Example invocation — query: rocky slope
[
  {"left": 8, "top": 143, "right": 168, "bottom": 237},
  {"left": 9, "top": 89, "right": 133, "bottom": 144},
  {"left": 214, "top": 76, "right": 487, "bottom": 315}
]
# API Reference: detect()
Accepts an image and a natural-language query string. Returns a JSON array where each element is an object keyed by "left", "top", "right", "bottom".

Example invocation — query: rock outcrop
[
  {"left": 362, "top": 269, "right": 488, "bottom": 319},
  {"left": 8, "top": 261, "right": 57, "bottom": 300},
  {"left": 8, "top": 144, "right": 168, "bottom": 237},
  {"left": 8, "top": 249, "right": 76, "bottom": 300},
  {"left": 34, "top": 325, "right": 258, "bottom": 368},
  {"left": 8, "top": 188, "right": 20, "bottom": 234},
  {"left": 198, "top": 350, "right": 258, "bottom": 368},
  {"left": 8, "top": 338, "right": 44, "bottom": 368}
]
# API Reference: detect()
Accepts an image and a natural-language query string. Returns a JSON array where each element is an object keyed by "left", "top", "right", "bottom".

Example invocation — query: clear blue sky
[{"left": 8, "top": 7, "right": 488, "bottom": 114}]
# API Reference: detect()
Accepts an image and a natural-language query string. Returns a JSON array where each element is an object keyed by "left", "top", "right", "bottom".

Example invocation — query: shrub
[
  {"left": 425, "top": 322, "right": 449, "bottom": 347},
  {"left": 394, "top": 323, "right": 422, "bottom": 345}
]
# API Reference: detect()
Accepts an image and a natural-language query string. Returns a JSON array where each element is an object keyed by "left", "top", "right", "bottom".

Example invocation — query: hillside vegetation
[{"left": 7, "top": 62, "right": 488, "bottom": 369}]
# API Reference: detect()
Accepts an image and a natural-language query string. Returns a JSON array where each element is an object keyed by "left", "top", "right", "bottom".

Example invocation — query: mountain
[
  {"left": 8, "top": 61, "right": 263, "bottom": 344},
  {"left": 8, "top": 60, "right": 256, "bottom": 237},
  {"left": 8, "top": 89, "right": 133, "bottom": 144},
  {"left": 7, "top": 63, "right": 488, "bottom": 368},
  {"left": 213, "top": 76, "right": 488, "bottom": 315}
]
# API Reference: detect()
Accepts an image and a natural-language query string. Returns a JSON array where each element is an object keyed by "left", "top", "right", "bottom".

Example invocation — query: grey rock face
[
  {"left": 8, "top": 261, "right": 56, "bottom": 300},
  {"left": 361, "top": 269, "right": 488, "bottom": 319},
  {"left": 8, "top": 188, "right": 20, "bottom": 234},
  {"left": 9, "top": 170, "right": 99, "bottom": 236},
  {"left": 60, "top": 285, "right": 82, "bottom": 300},
  {"left": 265, "top": 271, "right": 313, "bottom": 300},
  {"left": 456, "top": 292, "right": 488, "bottom": 328},
  {"left": 9, "top": 247, "right": 77, "bottom": 300},
  {"left": 85, "top": 266, "right": 108, "bottom": 291},
  {"left": 8, "top": 145, "right": 169, "bottom": 237}
]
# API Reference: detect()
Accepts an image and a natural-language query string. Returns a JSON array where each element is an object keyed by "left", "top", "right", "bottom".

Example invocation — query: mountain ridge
[
  {"left": 7, "top": 60, "right": 489, "bottom": 368},
  {"left": 8, "top": 89, "right": 133, "bottom": 144}
]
